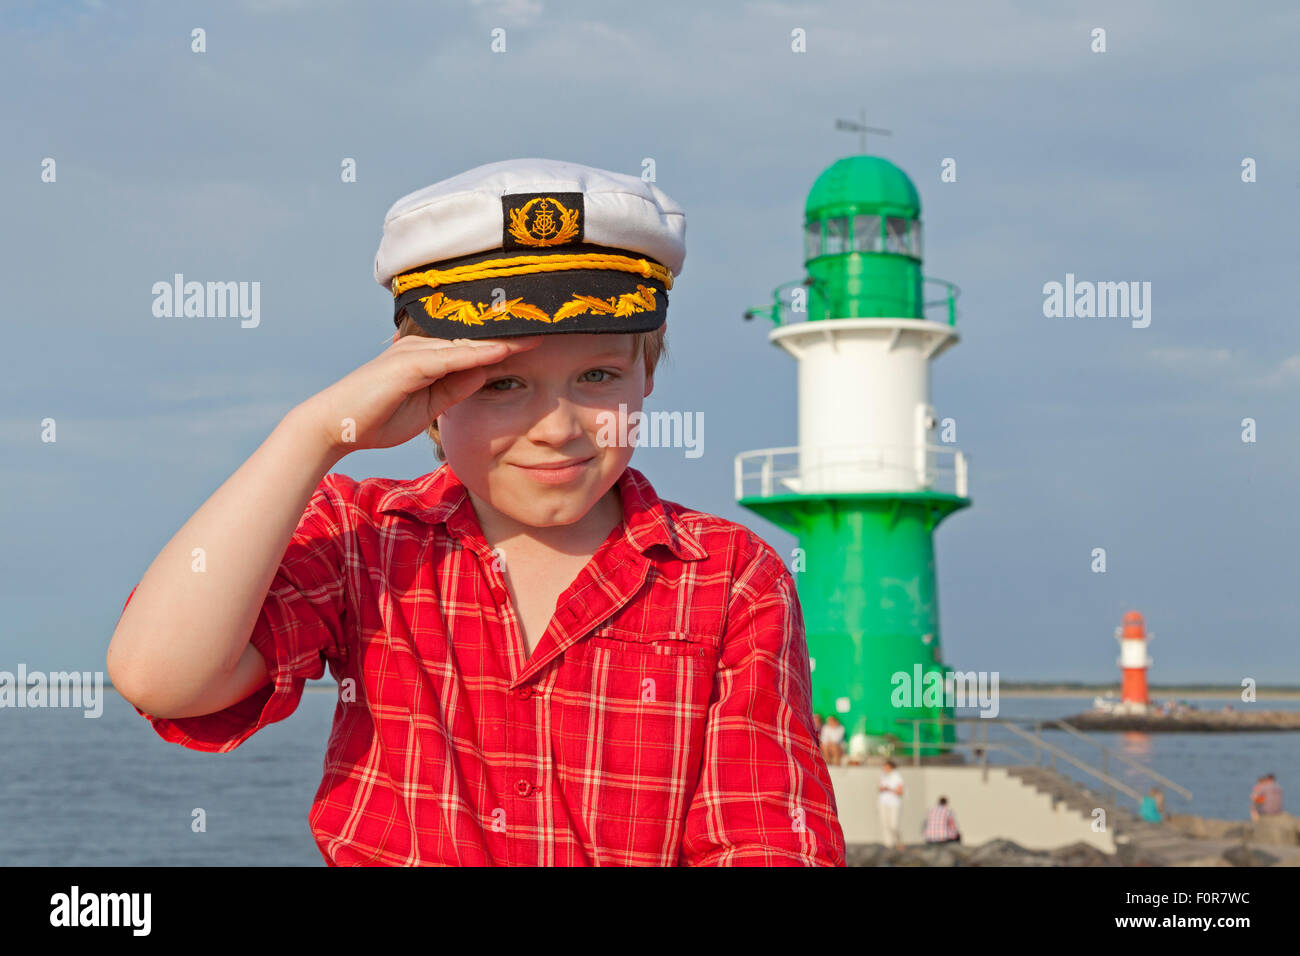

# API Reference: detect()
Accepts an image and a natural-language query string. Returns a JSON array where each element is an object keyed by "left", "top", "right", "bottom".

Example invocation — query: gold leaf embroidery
[{"left": 415, "top": 284, "right": 658, "bottom": 327}]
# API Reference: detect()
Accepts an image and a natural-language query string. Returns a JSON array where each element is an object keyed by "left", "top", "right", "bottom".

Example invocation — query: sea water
[{"left": 0, "top": 690, "right": 1295, "bottom": 866}]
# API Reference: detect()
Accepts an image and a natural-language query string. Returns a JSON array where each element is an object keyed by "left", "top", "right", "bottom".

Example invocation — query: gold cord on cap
[{"left": 391, "top": 252, "right": 674, "bottom": 297}]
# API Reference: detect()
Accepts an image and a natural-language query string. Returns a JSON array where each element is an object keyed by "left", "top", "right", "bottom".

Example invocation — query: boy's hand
[{"left": 296, "top": 332, "right": 543, "bottom": 456}]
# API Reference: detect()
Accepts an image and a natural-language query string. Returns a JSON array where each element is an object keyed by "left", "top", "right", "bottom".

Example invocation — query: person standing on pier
[{"left": 878, "top": 759, "right": 905, "bottom": 850}]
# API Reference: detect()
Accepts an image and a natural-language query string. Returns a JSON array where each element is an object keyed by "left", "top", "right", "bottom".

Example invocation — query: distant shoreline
[
  {"left": 96, "top": 682, "right": 1300, "bottom": 700},
  {"left": 283, "top": 685, "right": 1300, "bottom": 699},
  {"left": 989, "top": 687, "right": 1300, "bottom": 700}
]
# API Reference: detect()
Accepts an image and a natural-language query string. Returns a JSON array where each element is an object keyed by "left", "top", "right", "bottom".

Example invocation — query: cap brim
[{"left": 394, "top": 244, "right": 668, "bottom": 339}]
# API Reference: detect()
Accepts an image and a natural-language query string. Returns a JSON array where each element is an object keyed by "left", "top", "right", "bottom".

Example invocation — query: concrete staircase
[
  {"left": 1004, "top": 765, "right": 1300, "bottom": 866},
  {"left": 1004, "top": 765, "right": 1137, "bottom": 830},
  {"left": 829, "top": 764, "right": 1116, "bottom": 852}
]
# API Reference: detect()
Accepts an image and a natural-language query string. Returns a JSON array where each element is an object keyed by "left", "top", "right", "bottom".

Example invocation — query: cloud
[
  {"left": 1144, "top": 346, "right": 1234, "bottom": 369},
  {"left": 1257, "top": 353, "right": 1300, "bottom": 388},
  {"left": 238, "top": 0, "right": 328, "bottom": 13},
  {"left": 472, "top": 0, "right": 545, "bottom": 28},
  {"left": 1137, "top": 347, "right": 1300, "bottom": 389},
  {"left": 141, "top": 370, "right": 319, "bottom": 406}
]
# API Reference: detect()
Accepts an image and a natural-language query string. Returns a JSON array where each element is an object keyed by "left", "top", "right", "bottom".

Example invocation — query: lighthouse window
[
  {"left": 885, "top": 216, "right": 910, "bottom": 254},
  {"left": 805, "top": 220, "right": 822, "bottom": 259},
  {"left": 853, "top": 214, "right": 881, "bottom": 252},
  {"left": 910, "top": 220, "right": 923, "bottom": 259},
  {"left": 824, "top": 216, "right": 849, "bottom": 255}
]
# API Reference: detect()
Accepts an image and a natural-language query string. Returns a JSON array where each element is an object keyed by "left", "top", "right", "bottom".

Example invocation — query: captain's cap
[{"left": 374, "top": 158, "right": 686, "bottom": 339}]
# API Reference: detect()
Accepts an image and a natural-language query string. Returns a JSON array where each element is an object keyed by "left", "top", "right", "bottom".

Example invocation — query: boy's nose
[{"left": 525, "top": 398, "right": 587, "bottom": 444}]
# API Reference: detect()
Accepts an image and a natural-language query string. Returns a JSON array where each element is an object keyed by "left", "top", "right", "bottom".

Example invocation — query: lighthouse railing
[
  {"left": 922, "top": 277, "right": 961, "bottom": 327},
  {"left": 745, "top": 275, "right": 960, "bottom": 326},
  {"left": 735, "top": 443, "right": 970, "bottom": 500}
]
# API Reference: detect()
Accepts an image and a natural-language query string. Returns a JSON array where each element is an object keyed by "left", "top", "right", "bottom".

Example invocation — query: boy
[{"left": 108, "top": 158, "right": 845, "bottom": 866}]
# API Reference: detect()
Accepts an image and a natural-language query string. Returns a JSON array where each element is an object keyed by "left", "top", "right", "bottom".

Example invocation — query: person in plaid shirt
[
  {"left": 922, "top": 796, "right": 961, "bottom": 844},
  {"left": 1250, "top": 773, "right": 1283, "bottom": 820},
  {"left": 108, "top": 159, "right": 846, "bottom": 866}
]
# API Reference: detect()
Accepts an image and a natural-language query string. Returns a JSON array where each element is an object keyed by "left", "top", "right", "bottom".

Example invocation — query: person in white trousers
[{"left": 878, "top": 759, "right": 904, "bottom": 850}]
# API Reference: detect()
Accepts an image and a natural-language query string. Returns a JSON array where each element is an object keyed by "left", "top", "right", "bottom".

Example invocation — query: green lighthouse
[{"left": 738, "top": 154, "right": 970, "bottom": 759}]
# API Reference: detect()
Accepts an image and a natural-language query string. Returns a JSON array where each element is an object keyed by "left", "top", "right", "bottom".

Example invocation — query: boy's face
[{"left": 438, "top": 332, "right": 652, "bottom": 533}]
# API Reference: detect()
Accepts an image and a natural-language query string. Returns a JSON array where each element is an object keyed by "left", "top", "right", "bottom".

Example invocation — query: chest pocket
[
  {"left": 554, "top": 624, "right": 717, "bottom": 860},
  {"left": 585, "top": 624, "right": 715, "bottom": 658}
]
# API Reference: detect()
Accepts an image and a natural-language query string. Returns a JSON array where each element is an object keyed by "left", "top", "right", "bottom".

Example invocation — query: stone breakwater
[
  {"left": 1061, "top": 710, "right": 1300, "bottom": 732},
  {"left": 846, "top": 813, "right": 1300, "bottom": 867},
  {"left": 846, "top": 840, "right": 1114, "bottom": 867}
]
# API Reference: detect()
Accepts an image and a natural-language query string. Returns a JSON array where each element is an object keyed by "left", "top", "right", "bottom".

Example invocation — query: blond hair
[{"left": 394, "top": 310, "right": 669, "bottom": 461}]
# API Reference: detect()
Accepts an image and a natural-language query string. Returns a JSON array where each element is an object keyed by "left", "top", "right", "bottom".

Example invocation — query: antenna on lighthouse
[{"left": 834, "top": 110, "right": 892, "bottom": 154}]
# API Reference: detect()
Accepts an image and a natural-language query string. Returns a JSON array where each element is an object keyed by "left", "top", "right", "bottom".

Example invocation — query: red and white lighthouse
[{"left": 1115, "top": 610, "right": 1153, "bottom": 711}]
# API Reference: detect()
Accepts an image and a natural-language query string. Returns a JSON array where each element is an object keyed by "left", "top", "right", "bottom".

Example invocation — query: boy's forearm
[{"left": 107, "top": 404, "right": 345, "bottom": 715}]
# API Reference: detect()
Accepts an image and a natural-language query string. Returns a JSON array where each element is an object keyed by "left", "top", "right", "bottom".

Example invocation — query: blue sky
[{"left": 3, "top": 0, "right": 1297, "bottom": 682}]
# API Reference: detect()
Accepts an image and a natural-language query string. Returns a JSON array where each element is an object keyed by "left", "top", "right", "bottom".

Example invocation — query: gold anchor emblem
[{"left": 508, "top": 196, "right": 580, "bottom": 247}]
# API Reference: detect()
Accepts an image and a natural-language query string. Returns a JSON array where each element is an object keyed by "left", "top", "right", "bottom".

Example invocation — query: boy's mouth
[{"left": 511, "top": 456, "right": 595, "bottom": 483}]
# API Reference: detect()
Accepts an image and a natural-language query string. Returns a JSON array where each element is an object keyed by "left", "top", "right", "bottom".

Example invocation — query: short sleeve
[
  {"left": 679, "top": 544, "right": 846, "bottom": 866},
  {"left": 122, "top": 473, "right": 353, "bottom": 753}
]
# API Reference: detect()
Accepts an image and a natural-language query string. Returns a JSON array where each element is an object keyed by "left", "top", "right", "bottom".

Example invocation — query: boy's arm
[
  {"left": 110, "top": 336, "right": 534, "bottom": 727},
  {"left": 118, "top": 469, "right": 352, "bottom": 752},
  {"left": 107, "top": 404, "right": 345, "bottom": 718},
  {"left": 679, "top": 548, "right": 846, "bottom": 867}
]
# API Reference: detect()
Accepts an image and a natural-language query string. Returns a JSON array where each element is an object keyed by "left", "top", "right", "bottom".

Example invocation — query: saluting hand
[{"left": 297, "top": 332, "right": 543, "bottom": 456}]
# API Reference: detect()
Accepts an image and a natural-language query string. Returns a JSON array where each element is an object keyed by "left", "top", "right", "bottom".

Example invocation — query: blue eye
[{"left": 483, "top": 370, "right": 618, "bottom": 392}]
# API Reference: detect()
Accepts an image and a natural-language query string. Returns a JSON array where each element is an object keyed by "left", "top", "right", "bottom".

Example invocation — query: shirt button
[
  {"left": 517, "top": 686, "right": 532, "bottom": 700},
  {"left": 515, "top": 779, "right": 532, "bottom": 797}
]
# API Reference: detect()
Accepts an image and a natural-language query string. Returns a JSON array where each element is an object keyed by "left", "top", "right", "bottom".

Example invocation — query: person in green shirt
[{"left": 1139, "top": 786, "right": 1164, "bottom": 823}]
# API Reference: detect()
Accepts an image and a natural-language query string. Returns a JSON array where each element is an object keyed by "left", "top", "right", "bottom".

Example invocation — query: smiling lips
[
  {"left": 512, "top": 457, "right": 594, "bottom": 483},
  {"left": 518, "top": 457, "right": 593, "bottom": 470}
]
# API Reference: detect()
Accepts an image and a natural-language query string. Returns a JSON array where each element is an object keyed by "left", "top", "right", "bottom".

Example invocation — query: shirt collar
[{"left": 377, "top": 463, "right": 709, "bottom": 562}]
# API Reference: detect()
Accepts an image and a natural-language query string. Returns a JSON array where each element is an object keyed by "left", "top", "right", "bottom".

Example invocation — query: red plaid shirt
[
  {"left": 123, "top": 463, "right": 845, "bottom": 866},
  {"left": 923, "top": 805, "right": 960, "bottom": 842}
]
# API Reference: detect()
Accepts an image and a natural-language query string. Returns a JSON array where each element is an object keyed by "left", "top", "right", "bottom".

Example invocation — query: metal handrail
[
  {"left": 880, "top": 731, "right": 1028, "bottom": 767},
  {"left": 744, "top": 275, "right": 961, "bottom": 327},
  {"left": 742, "top": 278, "right": 807, "bottom": 327},
  {"left": 998, "top": 721, "right": 1143, "bottom": 804},
  {"left": 887, "top": 715, "right": 1191, "bottom": 809},
  {"left": 1048, "top": 719, "right": 1193, "bottom": 800},
  {"left": 922, "top": 277, "right": 961, "bottom": 326}
]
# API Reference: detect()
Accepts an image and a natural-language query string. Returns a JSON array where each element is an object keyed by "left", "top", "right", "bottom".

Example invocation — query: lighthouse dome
[{"left": 806, "top": 155, "right": 921, "bottom": 219}]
